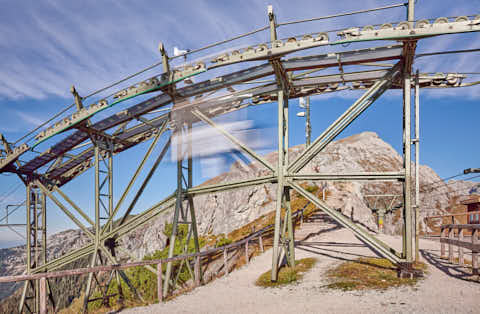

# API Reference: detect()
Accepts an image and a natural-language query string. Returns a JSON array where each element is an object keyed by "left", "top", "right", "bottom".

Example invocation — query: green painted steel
[
  {"left": 164, "top": 126, "right": 184, "bottom": 296},
  {"left": 9, "top": 1, "right": 461, "bottom": 307},
  {"left": 288, "top": 63, "right": 401, "bottom": 173},
  {"left": 403, "top": 57, "right": 413, "bottom": 264},
  {"left": 36, "top": 181, "right": 94, "bottom": 240},
  {"left": 101, "top": 129, "right": 164, "bottom": 235},
  {"left": 291, "top": 182, "right": 403, "bottom": 264},
  {"left": 414, "top": 70, "right": 420, "bottom": 262},
  {"left": 53, "top": 186, "right": 95, "bottom": 226},
  {"left": 271, "top": 89, "right": 287, "bottom": 281},
  {"left": 186, "top": 176, "right": 276, "bottom": 195}
]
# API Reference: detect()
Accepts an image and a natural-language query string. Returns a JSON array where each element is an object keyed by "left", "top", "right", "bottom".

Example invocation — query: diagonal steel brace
[{"left": 289, "top": 62, "right": 402, "bottom": 174}]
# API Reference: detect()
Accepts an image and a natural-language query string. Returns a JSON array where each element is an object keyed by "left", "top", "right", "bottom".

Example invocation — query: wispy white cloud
[
  {"left": 0, "top": 0, "right": 478, "bottom": 103},
  {"left": 16, "top": 111, "right": 45, "bottom": 127}
]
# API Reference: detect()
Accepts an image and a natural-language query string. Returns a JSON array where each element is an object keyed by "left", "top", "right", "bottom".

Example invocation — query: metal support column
[
  {"left": 402, "top": 0, "right": 415, "bottom": 265},
  {"left": 19, "top": 183, "right": 51, "bottom": 313},
  {"left": 270, "top": 5, "right": 295, "bottom": 280},
  {"left": 414, "top": 70, "right": 420, "bottom": 262},
  {"left": 271, "top": 89, "right": 284, "bottom": 281},
  {"left": 306, "top": 96, "right": 311, "bottom": 147},
  {"left": 164, "top": 123, "right": 201, "bottom": 296},
  {"left": 82, "top": 145, "right": 102, "bottom": 312},
  {"left": 187, "top": 122, "right": 201, "bottom": 282},
  {"left": 164, "top": 126, "right": 183, "bottom": 296},
  {"left": 83, "top": 139, "right": 128, "bottom": 312},
  {"left": 18, "top": 184, "right": 32, "bottom": 313},
  {"left": 271, "top": 88, "right": 294, "bottom": 280},
  {"left": 402, "top": 71, "right": 413, "bottom": 263}
]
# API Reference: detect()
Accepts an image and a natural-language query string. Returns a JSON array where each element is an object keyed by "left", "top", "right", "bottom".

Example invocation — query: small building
[{"left": 461, "top": 195, "right": 480, "bottom": 224}]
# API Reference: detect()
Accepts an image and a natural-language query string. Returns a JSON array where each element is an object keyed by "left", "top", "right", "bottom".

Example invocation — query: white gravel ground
[{"left": 123, "top": 228, "right": 480, "bottom": 314}]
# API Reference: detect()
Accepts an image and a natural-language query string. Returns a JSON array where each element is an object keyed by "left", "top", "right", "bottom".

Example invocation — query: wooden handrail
[
  {"left": 439, "top": 224, "right": 479, "bottom": 276},
  {"left": 0, "top": 227, "right": 266, "bottom": 284},
  {"left": 0, "top": 204, "right": 310, "bottom": 314},
  {"left": 426, "top": 210, "right": 480, "bottom": 220}
]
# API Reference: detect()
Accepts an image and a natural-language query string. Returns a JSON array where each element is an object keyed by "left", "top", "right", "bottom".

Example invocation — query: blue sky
[{"left": 1, "top": 0, "right": 480, "bottom": 248}]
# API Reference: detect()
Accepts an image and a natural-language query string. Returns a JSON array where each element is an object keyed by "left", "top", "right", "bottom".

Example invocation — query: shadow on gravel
[
  {"left": 296, "top": 224, "right": 343, "bottom": 242},
  {"left": 294, "top": 242, "right": 396, "bottom": 270},
  {"left": 420, "top": 249, "right": 480, "bottom": 284},
  {"left": 295, "top": 241, "right": 366, "bottom": 248}
]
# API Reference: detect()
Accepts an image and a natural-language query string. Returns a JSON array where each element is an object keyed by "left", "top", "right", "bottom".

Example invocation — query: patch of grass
[
  {"left": 255, "top": 258, "right": 317, "bottom": 288},
  {"left": 325, "top": 257, "right": 426, "bottom": 291},
  {"left": 304, "top": 185, "right": 319, "bottom": 193},
  {"left": 215, "top": 235, "right": 233, "bottom": 248}
]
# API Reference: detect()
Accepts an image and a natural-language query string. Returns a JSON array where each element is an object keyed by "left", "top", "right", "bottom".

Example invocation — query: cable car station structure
[{"left": 1, "top": 1, "right": 480, "bottom": 312}]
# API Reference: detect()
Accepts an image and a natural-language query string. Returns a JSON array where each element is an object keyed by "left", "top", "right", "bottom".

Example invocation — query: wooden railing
[
  {"left": 425, "top": 210, "right": 480, "bottom": 237},
  {"left": 440, "top": 224, "right": 479, "bottom": 275},
  {"left": 0, "top": 207, "right": 309, "bottom": 314}
]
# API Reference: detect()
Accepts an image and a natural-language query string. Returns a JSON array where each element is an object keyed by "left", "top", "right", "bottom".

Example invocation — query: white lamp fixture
[
  {"left": 299, "top": 97, "right": 306, "bottom": 108},
  {"left": 173, "top": 46, "right": 188, "bottom": 57}
]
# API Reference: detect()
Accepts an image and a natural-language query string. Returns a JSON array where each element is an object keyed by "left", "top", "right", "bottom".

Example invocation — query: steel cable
[
  {"left": 277, "top": 3, "right": 407, "bottom": 27},
  {"left": 0, "top": 201, "right": 25, "bottom": 223}
]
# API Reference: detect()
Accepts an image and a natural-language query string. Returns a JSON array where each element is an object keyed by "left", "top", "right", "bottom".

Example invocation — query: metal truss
[
  {"left": 18, "top": 186, "right": 53, "bottom": 313},
  {"left": 163, "top": 122, "right": 201, "bottom": 296},
  {"left": 1, "top": 0, "right": 479, "bottom": 310}
]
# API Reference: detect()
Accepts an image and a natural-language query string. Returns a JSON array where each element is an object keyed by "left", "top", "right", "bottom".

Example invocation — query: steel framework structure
[{"left": 1, "top": 1, "right": 480, "bottom": 312}]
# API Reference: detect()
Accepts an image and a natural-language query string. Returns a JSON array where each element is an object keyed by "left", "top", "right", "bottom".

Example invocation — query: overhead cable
[{"left": 277, "top": 3, "right": 406, "bottom": 27}]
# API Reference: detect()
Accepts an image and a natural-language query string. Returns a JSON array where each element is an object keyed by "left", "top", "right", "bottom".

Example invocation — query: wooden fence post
[
  {"left": 39, "top": 277, "right": 47, "bottom": 314},
  {"left": 448, "top": 227, "right": 454, "bottom": 263},
  {"left": 157, "top": 263, "right": 163, "bottom": 302},
  {"left": 440, "top": 227, "right": 445, "bottom": 258},
  {"left": 194, "top": 256, "right": 201, "bottom": 287},
  {"left": 245, "top": 240, "right": 249, "bottom": 264},
  {"left": 472, "top": 229, "right": 479, "bottom": 276},
  {"left": 259, "top": 235, "right": 264, "bottom": 253},
  {"left": 223, "top": 248, "right": 228, "bottom": 276},
  {"left": 458, "top": 228, "right": 464, "bottom": 266}
]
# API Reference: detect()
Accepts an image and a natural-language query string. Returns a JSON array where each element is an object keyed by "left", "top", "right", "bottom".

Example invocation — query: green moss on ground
[
  {"left": 215, "top": 235, "right": 233, "bottom": 248},
  {"left": 325, "top": 257, "right": 426, "bottom": 291},
  {"left": 255, "top": 258, "right": 317, "bottom": 288}
]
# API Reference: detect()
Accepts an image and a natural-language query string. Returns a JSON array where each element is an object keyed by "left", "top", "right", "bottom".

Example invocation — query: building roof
[{"left": 461, "top": 194, "right": 480, "bottom": 205}]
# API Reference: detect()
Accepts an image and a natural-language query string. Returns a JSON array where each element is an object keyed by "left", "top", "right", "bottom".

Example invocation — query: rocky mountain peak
[{"left": 1, "top": 132, "right": 477, "bottom": 302}]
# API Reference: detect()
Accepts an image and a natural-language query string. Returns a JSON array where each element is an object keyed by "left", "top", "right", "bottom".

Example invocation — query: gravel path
[{"left": 123, "top": 227, "right": 480, "bottom": 314}]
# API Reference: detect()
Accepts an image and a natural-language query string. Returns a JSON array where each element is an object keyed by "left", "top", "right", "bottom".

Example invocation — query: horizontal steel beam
[
  {"left": 287, "top": 172, "right": 405, "bottom": 181},
  {"left": 336, "top": 16, "right": 480, "bottom": 45},
  {"left": 186, "top": 176, "right": 277, "bottom": 195},
  {"left": 0, "top": 224, "right": 26, "bottom": 227}
]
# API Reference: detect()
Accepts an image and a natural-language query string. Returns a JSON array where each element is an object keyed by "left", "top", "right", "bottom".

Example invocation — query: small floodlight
[
  {"left": 173, "top": 47, "right": 188, "bottom": 56},
  {"left": 297, "top": 112, "right": 305, "bottom": 117},
  {"left": 268, "top": 5, "right": 273, "bottom": 15},
  {"left": 299, "top": 97, "right": 306, "bottom": 108}
]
